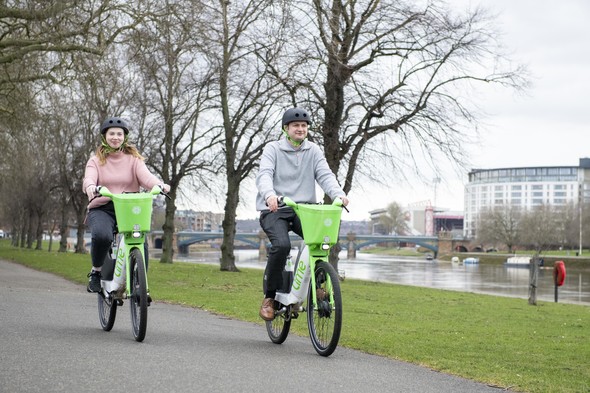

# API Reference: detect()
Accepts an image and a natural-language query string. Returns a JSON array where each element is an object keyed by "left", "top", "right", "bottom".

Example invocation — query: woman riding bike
[{"left": 82, "top": 116, "right": 169, "bottom": 293}]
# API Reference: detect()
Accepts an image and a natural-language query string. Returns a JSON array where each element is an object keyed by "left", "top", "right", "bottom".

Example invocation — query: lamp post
[{"left": 578, "top": 183, "right": 584, "bottom": 256}]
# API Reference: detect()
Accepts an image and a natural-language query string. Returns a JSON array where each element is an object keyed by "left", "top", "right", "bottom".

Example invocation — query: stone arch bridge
[{"left": 149, "top": 231, "right": 472, "bottom": 259}]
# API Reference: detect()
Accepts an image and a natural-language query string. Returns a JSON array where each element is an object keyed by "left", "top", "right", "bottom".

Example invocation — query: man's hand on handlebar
[{"left": 266, "top": 195, "right": 280, "bottom": 212}]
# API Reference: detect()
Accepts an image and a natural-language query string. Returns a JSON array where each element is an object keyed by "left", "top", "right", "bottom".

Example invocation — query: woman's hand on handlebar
[
  {"left": 86, "top": 185, "right": 98, "bottom": 201},
  {"left": 158, "top": 183, "right": 171, "bottom": 193}
]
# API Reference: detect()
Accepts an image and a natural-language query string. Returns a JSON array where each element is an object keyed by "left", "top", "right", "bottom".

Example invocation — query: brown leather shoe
[{"left": 259, "top": 298, "right": 275, "bottom": 321}]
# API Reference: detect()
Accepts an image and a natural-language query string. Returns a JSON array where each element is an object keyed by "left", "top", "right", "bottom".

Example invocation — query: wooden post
[{"left": 528, "top": 255, "right": 539, "bottom": 305}]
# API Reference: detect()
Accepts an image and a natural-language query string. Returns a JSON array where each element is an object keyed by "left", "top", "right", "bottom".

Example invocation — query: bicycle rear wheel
[
  {"left": 129, "top": 248, "right": 148, "bottom": 342},
  {"left": 97, "top": 293, "right": 117, "bottom": 331},
  {"left": 265, "top": 302, "right": 291, "bottom": 344},
  {"left": 307, "top": 260, "right": 342, "bottom": 357}
]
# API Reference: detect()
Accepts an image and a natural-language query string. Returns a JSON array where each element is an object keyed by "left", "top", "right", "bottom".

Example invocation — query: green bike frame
[
  {"left": 275, "top": 197, "right": 343, "bottom": 308},
  {"left": 99, "top": 185, "right": 159, "bottom": 297}
]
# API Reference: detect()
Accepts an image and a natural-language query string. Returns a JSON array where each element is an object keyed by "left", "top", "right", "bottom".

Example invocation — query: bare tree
[
  {"left": 266, "top": 1, "right": 528, "bottom": 269},
  {"left": 519, "top": 204, "right": 560, "bottom": 255},
  {"left": 127, "top": 0, "right": 221, "bottom": 263},
  {"left": 0, "top": 0, "right": 140, "bottom": 103},
  {"left": 476, "top": 205, "right": 521, "bottom": 253},
  {"left": 198, "top": 0, "right": 291, "bottom": 271}
]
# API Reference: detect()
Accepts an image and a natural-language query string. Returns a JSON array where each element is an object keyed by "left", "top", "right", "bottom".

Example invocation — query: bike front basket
[
  {"left": 111, "top": 193, "right": 154, "bottom": 233},
  {"left": 296, "top": 204, "right": 342, "bottom": 246}
]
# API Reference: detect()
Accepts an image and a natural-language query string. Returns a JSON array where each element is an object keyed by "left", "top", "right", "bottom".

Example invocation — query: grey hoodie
[{"left": 255, "top": 137, "right": 346, "bottom": 211}]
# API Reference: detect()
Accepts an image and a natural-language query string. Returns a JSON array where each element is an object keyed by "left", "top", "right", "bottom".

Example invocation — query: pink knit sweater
[{"left": 82, "top": 151, "right": 163, "bottom": 210}]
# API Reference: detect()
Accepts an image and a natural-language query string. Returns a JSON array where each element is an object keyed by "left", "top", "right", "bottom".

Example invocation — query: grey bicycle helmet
[
  {"left": 100, "top": 117, "right": 129, "bottom": 135},
  {"left": 282, "top": 107, "right": 310, "bottom": 126}
]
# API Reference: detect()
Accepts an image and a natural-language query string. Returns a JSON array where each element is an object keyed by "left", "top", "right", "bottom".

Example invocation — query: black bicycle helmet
[
  {"left": 100, "top": 117, "right": 129, "bottom": 135},
  {"left": 282, "top": 107, "right": 310, "bottom": 126}
]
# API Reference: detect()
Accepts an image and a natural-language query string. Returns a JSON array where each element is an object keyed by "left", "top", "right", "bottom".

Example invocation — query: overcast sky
[
  {"left": 220, "top": 1, "right": 589, "bottom": 221},
  {"left": 337, "top": 0, "right": 590, "bottom": 220}
]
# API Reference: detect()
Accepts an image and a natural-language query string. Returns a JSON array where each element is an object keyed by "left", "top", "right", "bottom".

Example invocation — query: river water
[{"left": 173, "top": 249, "right": 590, "bottom": 306}]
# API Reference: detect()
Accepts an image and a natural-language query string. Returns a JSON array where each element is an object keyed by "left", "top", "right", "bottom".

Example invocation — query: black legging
[
  {"left": 259, "top": 207, "right": 303, "bottom": 293},
  {"left": 87, "top": 202, "right": 149, "bottom": 270}
]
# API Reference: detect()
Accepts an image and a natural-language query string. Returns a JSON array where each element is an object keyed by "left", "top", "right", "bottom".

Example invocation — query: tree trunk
[
  {"left": 59, "top": 205, "right": 68, "bottom": 252},
  {"left": 75, "top": 208, "right": 86, "bottom": 253},
  {"left": 35, "top": 211, "right": 44, "bottom": 250},
  {"left": 220, "top": 178, "right": 240, "bottom": 272},
  {"left": 75, "top": 221, "right": 86, "bottom": 253},
  {"left": 329, "top": 245, "right": 340, "bottom": 272},
  {"left": 160, "top": 193, "right": 177, "bottom": 264},
  {"left": 26, "top": 210, "right": 34, "bottom": 249}
]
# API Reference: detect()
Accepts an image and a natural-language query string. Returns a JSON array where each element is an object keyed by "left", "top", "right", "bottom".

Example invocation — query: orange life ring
[{"left": 553, "top": 261, "right": 566, "bottom": 287}]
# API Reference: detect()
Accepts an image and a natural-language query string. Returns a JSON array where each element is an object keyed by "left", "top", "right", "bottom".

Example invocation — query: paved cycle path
[{"left": 0, "top": 260, "right": 512, "bottom": 393}]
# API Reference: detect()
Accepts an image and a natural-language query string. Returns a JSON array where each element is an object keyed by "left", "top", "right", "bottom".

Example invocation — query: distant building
[
  {"left": 369, "top": 208, "right": 388, "bottom": 234},
  {"left": 464, "top": 157, "right": 590, "bottom": 239},
  {"left": 175, "top": 210, "right": 224, "bottom": 232},
  {"left": 434, "top": 212, "right": 464, "bottom": 236},
  {"left": 370, "top": 203, "right": 462, "bottom": 236}
]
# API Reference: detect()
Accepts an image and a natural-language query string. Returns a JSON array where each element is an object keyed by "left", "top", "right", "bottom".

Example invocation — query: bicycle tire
[
  {"left": 307, "top": 260, "right": 342, "bottom": 357},
  {"left": 129, "top": 248, "right": 148, "bottom": 342},
  {"left": 265, "top": 303, "right": 291, "bottom": 344},
  {"left": 97, "top": 293, "right": 117, "bottom": 331}
]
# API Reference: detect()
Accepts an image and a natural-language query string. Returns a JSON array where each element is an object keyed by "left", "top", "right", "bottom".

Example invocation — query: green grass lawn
[{"left": 1, "top": 240, "right": 588, "bottom": 393}]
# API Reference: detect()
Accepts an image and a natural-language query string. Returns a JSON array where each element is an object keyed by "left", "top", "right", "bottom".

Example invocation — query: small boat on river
[{"left": 504, "top": 256, "right": 543, "bottom": 267}]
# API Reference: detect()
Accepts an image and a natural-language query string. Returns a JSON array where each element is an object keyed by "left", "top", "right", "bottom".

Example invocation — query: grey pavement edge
[{"left": 0, "top": 259, "right": 513, "bottom": 393}]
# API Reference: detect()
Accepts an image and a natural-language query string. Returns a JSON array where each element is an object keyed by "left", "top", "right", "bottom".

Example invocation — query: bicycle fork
[{"left": 275, "top": 246, "right": 334, "bottom": 314}]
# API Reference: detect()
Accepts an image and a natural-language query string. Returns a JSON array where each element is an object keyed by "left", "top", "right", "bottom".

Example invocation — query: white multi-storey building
[{"left": 464, "top": 158, "right": 590, "bottom": 239}]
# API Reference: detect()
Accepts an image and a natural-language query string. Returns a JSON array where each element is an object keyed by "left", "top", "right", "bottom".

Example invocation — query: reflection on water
[{"left": 173, "top": 249, "right": 590, "bottom": 306}]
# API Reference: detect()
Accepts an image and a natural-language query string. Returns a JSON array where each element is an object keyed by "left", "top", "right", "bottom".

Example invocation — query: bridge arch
[{"left": 151, "top": 231, "right": 441, "bottom": 258}]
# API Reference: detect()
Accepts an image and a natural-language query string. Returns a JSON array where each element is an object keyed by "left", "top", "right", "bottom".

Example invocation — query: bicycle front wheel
[
  {"left": 129, "top": 248, "right": 148, "bottom": 342},
  {"left": 97, "top": 293, "right": 117, "bottom": 331},
  {"left": 307, "top": 261, "right": 342, "bottom": 357}
]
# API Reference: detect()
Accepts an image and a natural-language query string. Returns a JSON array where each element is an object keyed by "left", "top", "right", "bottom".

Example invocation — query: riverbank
[
  {"left": 0, "top": 240, "right": 588, "bottom": 393},
  {"left": 362, "top": 246, "right": 590, "bottom": 266}
]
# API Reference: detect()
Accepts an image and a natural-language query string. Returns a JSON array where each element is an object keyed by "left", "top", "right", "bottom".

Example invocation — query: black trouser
[
  {"left": 259, "top": 207, "right": 303, "bottom": 294},
  {"left": 87, "top": 202, "right": 149, "bottom": 270}
]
